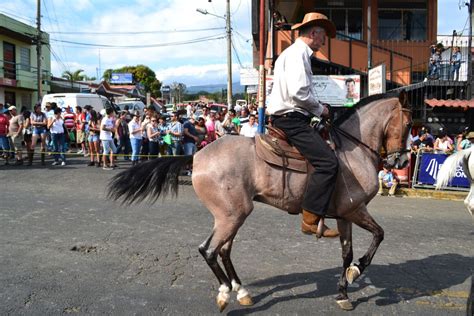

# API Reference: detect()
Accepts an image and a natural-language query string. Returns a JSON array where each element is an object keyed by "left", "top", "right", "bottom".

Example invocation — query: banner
[
  {"left": 418, "top": 153, "right": 469, "bottom": 187},
  {"left": 110, "top": 73, "right": 133, "bottom": 84},
  {"left": 368, "top": 64, "right": 386, "bottom": 96},
  {"left": 240, "top": 68, "right": 259, "bottom": 86},
  {"left": 312, "top": 75, "right": 360, "bottom": 107}
]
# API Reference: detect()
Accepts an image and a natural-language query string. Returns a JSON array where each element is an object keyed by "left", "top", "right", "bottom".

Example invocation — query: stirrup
[{"left": 315, "top": 217, "right": 325, "bottom": 239}]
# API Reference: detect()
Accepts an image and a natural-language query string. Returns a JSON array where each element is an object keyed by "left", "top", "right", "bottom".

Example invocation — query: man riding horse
[{"left": 268, "top": 12, "right": 339, "bottom": 238}]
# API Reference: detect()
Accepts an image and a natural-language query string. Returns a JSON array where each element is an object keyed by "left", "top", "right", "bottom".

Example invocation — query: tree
[
  {"left": 62, "top": 69, "right": 85, "bottom": 81},
  {"left": 103, "top": 65, "right": 162, "bottom": 97},
  {"left": 171, "top": 82, "right": 187, "bottom": 103}
]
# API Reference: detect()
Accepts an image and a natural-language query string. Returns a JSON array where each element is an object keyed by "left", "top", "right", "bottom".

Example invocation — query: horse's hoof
[
  {"left": 216, "top": 298, "right": 228, "bottom": 312},
  {"left": 238, "top": 294, "right": 254, "bottom": 306},
  {"left": 336, "top": 299, "right": 354, "bottom": 310},
  {"left": 346, "top": 264, "right": 361, "bottom": 284}
]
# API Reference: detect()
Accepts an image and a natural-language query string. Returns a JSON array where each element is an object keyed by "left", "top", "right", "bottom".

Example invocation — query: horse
[
  {"left": 108, "top": 91, "right": 412, "bottom": 312},
  {"left": 435, "top": 147, "right": 474, "bottom": 217}
]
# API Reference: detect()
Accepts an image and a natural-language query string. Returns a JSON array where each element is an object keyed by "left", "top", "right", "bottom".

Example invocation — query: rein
[{"left": 330, "top": 124, "right": 381, "bottom": 160}]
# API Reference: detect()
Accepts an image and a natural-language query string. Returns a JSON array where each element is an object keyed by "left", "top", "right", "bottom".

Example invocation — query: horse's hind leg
[
  {"left": 335, "top": 218, "right": 354, "bottom": 311},
  {"left": 220, "top": 239, "right": 253, "bottom": 306},
  {"left": 199, "top": 216, "right": 248, "bottom": 312},
  {"left": 344, "top": 205, "right": 384, "bottom": 284}
]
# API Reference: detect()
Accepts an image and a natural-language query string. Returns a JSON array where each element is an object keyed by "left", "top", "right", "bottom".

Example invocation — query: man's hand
[{"left": 320, "top": 104, "right": 330, "bottom": 118}]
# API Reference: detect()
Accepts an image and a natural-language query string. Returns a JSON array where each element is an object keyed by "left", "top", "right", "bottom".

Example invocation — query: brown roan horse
[{"left": 108, "top": 90, "right": 412, "bottom": 312}]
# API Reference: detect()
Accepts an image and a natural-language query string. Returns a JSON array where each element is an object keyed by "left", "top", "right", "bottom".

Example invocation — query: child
[{"left": 378, "top": 163, "right": 399, "bottom": 196}]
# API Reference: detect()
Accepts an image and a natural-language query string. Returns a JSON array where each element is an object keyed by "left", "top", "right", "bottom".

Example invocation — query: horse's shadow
[{"left": 228, "top": 253, "right": 473, "bottom": 314}]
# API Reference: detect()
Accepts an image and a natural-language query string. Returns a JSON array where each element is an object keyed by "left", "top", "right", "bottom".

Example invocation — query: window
[
  {"left": 313, "top": 5, "right": 363, "bottom": 40},
  {"left": 378, "top": 1, "right": 427, "bottom": 40},
  {"left": 20, "top": 47, "right": 30, "bottom": 71}
]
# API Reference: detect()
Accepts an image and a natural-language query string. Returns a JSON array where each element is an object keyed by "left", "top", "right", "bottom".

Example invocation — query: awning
[{"left": 425, "top": 98, "right": 474, "bottom": 109}]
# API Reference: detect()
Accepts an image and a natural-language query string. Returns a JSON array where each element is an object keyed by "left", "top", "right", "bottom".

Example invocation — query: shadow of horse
[{"left": 228, "top": 253, "right": 473, "bottom": 314}]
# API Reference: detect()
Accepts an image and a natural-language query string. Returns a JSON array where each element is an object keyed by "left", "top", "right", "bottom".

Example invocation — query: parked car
[{"left": 41, "top": 93, "right": 112, "bottom": 113}]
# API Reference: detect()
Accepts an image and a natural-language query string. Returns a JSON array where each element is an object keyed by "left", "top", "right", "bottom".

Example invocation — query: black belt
[{"left": 271, "top": 111, "right": 311, "bottom": 123}]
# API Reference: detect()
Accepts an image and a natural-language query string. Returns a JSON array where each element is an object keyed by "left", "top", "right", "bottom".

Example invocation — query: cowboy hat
[
  {"left": 467, "top": 131, "right": 474, "bottom": 139},
  {"left": 291, "top": 12, "right": 336, "bottom": 38}
]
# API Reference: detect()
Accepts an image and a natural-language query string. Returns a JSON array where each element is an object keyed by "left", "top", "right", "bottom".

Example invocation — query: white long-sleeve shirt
[{"left": 268, "top": 38, "right": 324, "bottom": 117}]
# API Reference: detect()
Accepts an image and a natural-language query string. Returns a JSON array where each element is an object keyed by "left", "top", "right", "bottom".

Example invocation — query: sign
[
  {"left": 312, "top": 75, "right": 360, "bottom": 107},
  {"left": 110, "top": 73, "right": 133, "bottom": 84},
  {"left": 240, "top": 68, "right": 259, "bottom": 86},
  {"left": 368, "top": 64, "right": 386, "bottom": 96},
  {"left": 246, "top": 85, "right": 257, "bottom": 94},
  {"left": 418, "top": 153, "right": 469, "bottom": 187},
  {"left": 161, "top": 85, "right": 171, "bottom": 93},
  {"left": 0, "top": 78, "right": 17, "bottom": 87}
]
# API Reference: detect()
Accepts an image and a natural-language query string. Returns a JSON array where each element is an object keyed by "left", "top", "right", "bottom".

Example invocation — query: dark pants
[
  {"left": 148, "top": 141, "right": 160, "bottom": 159},
  {"left": 273, "top": 114, "right": 338, "bottom": 216}
]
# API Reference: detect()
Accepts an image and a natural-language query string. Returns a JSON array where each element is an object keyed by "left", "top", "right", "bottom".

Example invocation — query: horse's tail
[
  {"left": 107, "top": 156, "right": 193, "bottom": 205},
  {"left": 435, "top": 148, "right": 471, "bottom": 189}
]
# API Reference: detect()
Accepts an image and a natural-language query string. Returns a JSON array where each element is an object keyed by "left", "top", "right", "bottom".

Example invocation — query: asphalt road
[{"left": 0, "top": 156, "right": 473, "bottom": 315}]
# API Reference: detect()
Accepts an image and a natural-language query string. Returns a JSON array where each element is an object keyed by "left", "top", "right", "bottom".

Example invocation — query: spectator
[
  {"left": 147, "top": 116, "right": 161, "bottom": 159},
  {"left": 214, "top": 112, "right": 225, "bottom": 138},
  {"left": 8, "top": 106, "right": 24, "bottom": 165},
  {"left": 273, "top": 10, "right": 288, "bottom": 30},
  {"left": 47, "top": 108, "right": 66, "bottom": 166},
  {"left": 223, "top": 109, "right": 239, "bottom": 135},
  {"left": 0, "top": 105, "right": 10, "bottom": 165},
  {"left": 75, "top": 106, "right": 87, "bottom": 155},
  {"left": 140, "top": 114, "right": 151, "bottom": 160},
  {"left": 83, "top": 105, "right": 93, "bottom": 156},
  {"left": 30, "top": 104, "right": 47, "bottom": 165},
  {"left": 63, "top": 106, "right": 76, "bottom": 152},
  {"left": 167, "top": 112, "right": 183, "bottom": 156},
  {"left": 128, "top": 112, "right": 142, "bottom": 166},
  {"left": 205, "top": 112, "right": 217, "bottom": 143},
  {"left": 450, "top": 46, "right": 462, "bottom": 81},
  {"left": 434, "top": 129, "right": 454, "bottom": 153},
  {"left": 100, "top": 107, "right": 116, "bottom": 170},
  {"left": 239, "top": 114, "right": 258, "bottom": 138},
  {"left": 183, "top": 115, "right": 199, "bottom": 156},
  {"left": 427, "top": 45, "right": 442, "bottom": 80},
  {"left": 87, "top": 110, "right": 101, "bottom": 167},
  {"left": 459, "top": 130, "right": 473, "bottom": 150},
  {"left": 115, "top": 111, "right": 131, "bottom": 160},
  {"left": 411, "top": 131, "right": 434, "bottom": 152},
  {"left": 377, "top": 163, "right": 399, "bottom": 196},
  {"left": 239, "top": 107, "right": 249, "bottom": 125},
  {"left": 23, "top": 110, "right": 34, "bottom": 166},
  {"left": 157, "top": 116, "right": 169, "bottom": 156}
]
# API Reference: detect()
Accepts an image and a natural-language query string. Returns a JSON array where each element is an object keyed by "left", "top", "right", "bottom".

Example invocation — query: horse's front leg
[
  {"left": 345, "top": 205, "right": 384, "bottom": 284},
  {"left": 335, "top": 218, "right": 354, "bottom": 311}
]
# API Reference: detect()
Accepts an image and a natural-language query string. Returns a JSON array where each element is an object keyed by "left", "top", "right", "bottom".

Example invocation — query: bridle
[
  {"left": 384, "top": 103, "right": 412, "bottom": 162},
  {"left": 330, "top": 100, "right": 412, "bottom": 162}
]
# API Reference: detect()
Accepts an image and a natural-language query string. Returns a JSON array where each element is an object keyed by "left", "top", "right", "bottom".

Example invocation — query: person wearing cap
[
  {"left": 7, "top": 106, "right": 25, "bottom": 165},
  {"left": 267, "top": 12, "right": 339, "bottom": 238},
  {"left": 377, "top": 163, "right": 399, "bottom": 197}
]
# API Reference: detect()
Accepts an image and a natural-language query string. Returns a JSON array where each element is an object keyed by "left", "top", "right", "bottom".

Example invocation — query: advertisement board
[
  {"left": 368, "top": 64, "right": 386, "bottom": 96},
  {"left": 312, "top": 75, "right": 360, "bottom": 107},
  {"left": 417, "top": 153, "right": 469, "bottom": 187},
  {"left": 240, "top": 68, "right": 259, "bottom": 86},
  {"left": 110, "top": 73, "right": 133, "bottom": 84}
]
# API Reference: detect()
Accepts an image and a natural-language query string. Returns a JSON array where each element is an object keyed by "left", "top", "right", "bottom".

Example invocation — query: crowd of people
[
  {"left": 426, "top": 44, "right": 462, "bottom": 81},
  {"left": 0, "top": 101, "right": 261, "bottom": 172}
]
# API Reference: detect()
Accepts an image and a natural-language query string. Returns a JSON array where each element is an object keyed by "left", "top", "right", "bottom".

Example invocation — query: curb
[{"left": 396, "top": 188, "right": 468, "bottom": 201}]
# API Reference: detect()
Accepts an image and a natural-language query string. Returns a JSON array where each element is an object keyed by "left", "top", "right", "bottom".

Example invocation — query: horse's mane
[{"left": 333, "top": 91, "right": 399, "bottom": 126}]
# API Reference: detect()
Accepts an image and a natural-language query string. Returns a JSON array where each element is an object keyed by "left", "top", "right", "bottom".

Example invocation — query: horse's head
[{"left": 383, "top": 90, "right": 412, "bottom": 169}]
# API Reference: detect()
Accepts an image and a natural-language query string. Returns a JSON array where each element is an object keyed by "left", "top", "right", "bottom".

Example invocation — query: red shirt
[
  {"left": 0, "top": 114, "right": 9, "bottom": 136},
  {"left": 63, "top": 112, "right": 76, "bottom": 129}
]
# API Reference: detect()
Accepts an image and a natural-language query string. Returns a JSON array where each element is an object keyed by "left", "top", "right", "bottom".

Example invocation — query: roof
[{"left": 425, "top": 98, "right": 474, "bottom": 109}]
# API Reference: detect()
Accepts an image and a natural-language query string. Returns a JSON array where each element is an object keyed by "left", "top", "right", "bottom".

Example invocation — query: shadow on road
[{"left": 228, "top": 253, "right": 473, "bottom": 314}]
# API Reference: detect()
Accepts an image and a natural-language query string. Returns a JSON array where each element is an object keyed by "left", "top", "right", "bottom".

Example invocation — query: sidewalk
[{"left": 395, "top": 188, "right": 468, "bottom": 201}]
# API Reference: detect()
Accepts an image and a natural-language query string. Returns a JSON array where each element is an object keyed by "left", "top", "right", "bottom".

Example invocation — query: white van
[{"left": 41, "top": 93, "right": 111, "bottom": 112}]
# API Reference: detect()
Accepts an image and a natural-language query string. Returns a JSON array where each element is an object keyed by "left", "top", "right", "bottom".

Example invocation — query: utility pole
[
  {"left": 226, "top": 0, "right": 233, "bottom": 108},
  {"left": 367, "top": 1, "right": 372, "bottom": 70},
  {"left": 36, "top": 0, "right": 43, "bottom": 100},
  {"left": 468, "top": 0, "right": 472, "bottom": 99},
  {"left": 257, "top": 0, "right": 265, "bottom": 134}
]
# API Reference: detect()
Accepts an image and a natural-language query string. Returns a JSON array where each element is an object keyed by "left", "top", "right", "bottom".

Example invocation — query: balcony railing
[{"left": 0, "top": 60, "right": 50, "bottom": 90}]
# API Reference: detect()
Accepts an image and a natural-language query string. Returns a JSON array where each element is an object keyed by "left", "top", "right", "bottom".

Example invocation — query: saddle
[{"left": 255, "top": 126, "right": 308, "bottom": 173}]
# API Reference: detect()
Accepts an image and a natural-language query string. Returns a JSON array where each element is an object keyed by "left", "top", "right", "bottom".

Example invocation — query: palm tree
[{"left": 62, "top": 69, "right": 85, "bottom": 87}]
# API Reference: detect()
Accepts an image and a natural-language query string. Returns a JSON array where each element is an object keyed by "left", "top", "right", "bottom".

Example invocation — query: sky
[{"left": 0, "top": 0, "right": 470, "bottom": 87}]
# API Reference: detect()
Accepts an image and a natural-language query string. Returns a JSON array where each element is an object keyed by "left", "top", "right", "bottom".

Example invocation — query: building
[
  {"left": 253, "top": 0, "right": 474, "bottom": 133},
  {"left": 0, "top": 14, "right": 51, "bottom": 108}
]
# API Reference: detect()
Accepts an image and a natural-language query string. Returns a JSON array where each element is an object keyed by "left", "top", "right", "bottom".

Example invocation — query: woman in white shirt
[
  {"left": 47, "top": 108, "right": 66, "bottom": 166},
  {"left": 128, "top": 112, "right": 142, "bottom": 165}
]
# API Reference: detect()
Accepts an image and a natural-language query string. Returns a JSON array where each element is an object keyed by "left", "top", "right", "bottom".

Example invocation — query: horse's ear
[{"left": 398, "top": 90, "right": 409, "bottom": 108}]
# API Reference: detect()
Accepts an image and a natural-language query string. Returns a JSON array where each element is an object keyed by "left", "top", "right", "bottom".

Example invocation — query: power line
[
  {"left": 50, "top": 34, "right": 227, "bottom": 49},
  {"left": 231, "top": 40, "right": 243, "bottom": 68},
  {"left": 46, "top": 27, "right": 224, "bottom": 35}
]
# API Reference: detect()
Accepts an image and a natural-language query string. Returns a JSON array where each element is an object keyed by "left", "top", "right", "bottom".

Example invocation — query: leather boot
[{"left": 301, "top": 210, "right": 340, "bottom": 238}]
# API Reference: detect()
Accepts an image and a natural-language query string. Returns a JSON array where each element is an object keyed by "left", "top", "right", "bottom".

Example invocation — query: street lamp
[{"left": 196, "top": 0, "right": 233, "bottom": 109}]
